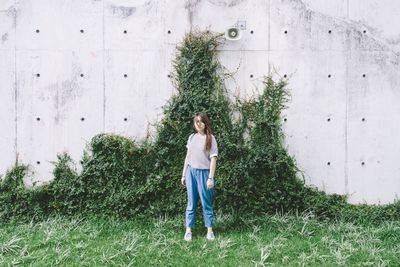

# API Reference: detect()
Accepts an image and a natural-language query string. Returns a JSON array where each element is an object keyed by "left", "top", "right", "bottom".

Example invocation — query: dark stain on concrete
[
  {"left": 185, "top": 0, "right": 201, "bottom": 29},
  {"left": 1, "top": 33, "right": 8, "bottom": 44},
  {"left": 143, "top": 1, "right": 153, "bottom": 14},
  {"left": 108, "top": 4, "right": 136, "bottom": 19},
  {"left": 207, "top": 0, "right": 245, "bottom": 7},
  {"left": 387, "top": 36, "right": 400, "bottom": 50},
  {"left": 38, "top": 64, "right": 83, "bottom": 124},
  {"left": 6, "top": 5, "right": 17, "bottom": 28},
  {"left": 282, "top": 0, "right": 400, "bottom": 65}
]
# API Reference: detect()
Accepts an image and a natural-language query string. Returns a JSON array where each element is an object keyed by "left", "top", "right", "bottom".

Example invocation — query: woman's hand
[
  {"left": 207, "top": 178, "right": 214, "bottom": 189},
  {"left": 181, "top": 176, "right": 186, "bottom": 187}
]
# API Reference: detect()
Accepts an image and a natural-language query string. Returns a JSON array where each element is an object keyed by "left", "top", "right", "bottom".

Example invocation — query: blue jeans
[{"left": 185, "top": 165, "right": 215, "bottom": 228}]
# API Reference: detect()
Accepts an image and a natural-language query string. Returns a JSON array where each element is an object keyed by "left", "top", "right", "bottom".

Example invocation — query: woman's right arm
[
  {"left": 181, "top": 151, "right": 189, "bottom": 186},
  {"left": 182, "top": 152, "right": 189, "bottom": 177}
]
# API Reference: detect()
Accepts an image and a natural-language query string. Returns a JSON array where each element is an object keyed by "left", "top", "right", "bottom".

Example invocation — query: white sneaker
[
  {"left": 184, "top": 232, "right": 192, "bottom": 241},
  {"left": 206, "top": 232, "right": 215, "bottom": 241}
]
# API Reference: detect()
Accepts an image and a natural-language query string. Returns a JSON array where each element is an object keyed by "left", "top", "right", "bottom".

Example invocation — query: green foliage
[
  {"left": 340, "top": 201, "right": 400, "bottom": 225},
  {"left": 47, "top": 153, "right": 83, "bottom": 216},
  {"left": 0, "top": 30, "right": 399, "bottom": 224},
  {"left": 0, "top": 161, "right": 49, "bottom": 222},
  {"left": 46, "top": 134, "right": 155, "bottom": 219}
]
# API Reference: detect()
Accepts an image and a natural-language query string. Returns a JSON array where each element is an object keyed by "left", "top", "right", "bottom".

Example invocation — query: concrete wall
[{"left": 1, "top": 0, "right": 399, "bottom": 204}]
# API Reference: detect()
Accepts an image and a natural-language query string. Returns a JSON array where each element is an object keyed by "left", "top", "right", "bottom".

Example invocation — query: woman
[{"left": 181, "top": 112, "right": 218, "bottom": 241}]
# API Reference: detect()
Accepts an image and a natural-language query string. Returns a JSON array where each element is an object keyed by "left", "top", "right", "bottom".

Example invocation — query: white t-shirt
[{"left": 186, "top": 133, "right": 218, "bottom": 169}]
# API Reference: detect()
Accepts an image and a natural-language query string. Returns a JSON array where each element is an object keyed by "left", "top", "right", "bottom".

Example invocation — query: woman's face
[{"left": 194, "top": 116, "right": 205, "bottom": 133}]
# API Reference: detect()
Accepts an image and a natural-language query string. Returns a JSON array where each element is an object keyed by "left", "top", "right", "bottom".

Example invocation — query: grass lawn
[{"left": 0, "top": 212, "right": 399, "bottom": 266}]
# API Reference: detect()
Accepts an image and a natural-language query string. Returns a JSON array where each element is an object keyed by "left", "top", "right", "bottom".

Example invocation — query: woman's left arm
[
  {"left": 209, "top": 157, "right": 217, "bottom": 179},
  {"left": 207, "top": 157, "right": 217, "bottom": 189}
]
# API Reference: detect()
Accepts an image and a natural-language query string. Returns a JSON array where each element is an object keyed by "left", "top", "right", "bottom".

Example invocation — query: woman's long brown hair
[{"left": 193, "top": 112, "right": 213, "bottom": 151}]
